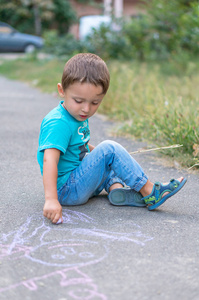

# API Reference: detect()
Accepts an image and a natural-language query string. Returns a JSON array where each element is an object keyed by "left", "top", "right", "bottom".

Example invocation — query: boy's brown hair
[{"left": 61, "top": 53, "right": 110, "bottom": 94}]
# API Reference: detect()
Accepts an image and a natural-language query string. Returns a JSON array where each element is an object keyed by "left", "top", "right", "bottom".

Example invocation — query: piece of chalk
[{"left": 56, "top": 218, "right": 62, "bottom": 225}]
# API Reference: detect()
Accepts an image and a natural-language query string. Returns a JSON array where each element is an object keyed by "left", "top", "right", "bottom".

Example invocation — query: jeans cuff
[
  {"left": 105, "top": 177, "right": 125, "bottom": 193},
  {"left": 133, "top": 175, "right": 148, "bottom": 192}
]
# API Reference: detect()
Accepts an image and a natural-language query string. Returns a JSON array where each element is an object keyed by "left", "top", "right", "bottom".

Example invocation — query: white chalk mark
[{"left": 0, "top": 209, "right": 153, "bottom": 297}]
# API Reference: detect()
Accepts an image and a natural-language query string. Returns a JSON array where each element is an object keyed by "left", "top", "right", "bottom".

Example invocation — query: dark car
[{"left": 0, "top": 22, "right": 44, "bottom": 53}]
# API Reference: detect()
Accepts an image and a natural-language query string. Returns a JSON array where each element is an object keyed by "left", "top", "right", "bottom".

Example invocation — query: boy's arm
[
  {"left": 43, "top": 148, "right": 62, "bottom": 224},
  {"left": 88, "top": 143, "right": 95, "bottom": 152}
]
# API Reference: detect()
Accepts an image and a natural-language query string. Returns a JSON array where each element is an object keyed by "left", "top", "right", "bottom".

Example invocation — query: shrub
[
  {"left": 84, "top": 23, "right": 133, "bottom": 60},
  {"left": 83, "top": 0, "right": 199, "bottom": 61},
  {"left": 123, "top": 15, "right": 151, "bottom": 60},
  {"left": 43, "top": 30, "right": 84, "bottom": 57}
]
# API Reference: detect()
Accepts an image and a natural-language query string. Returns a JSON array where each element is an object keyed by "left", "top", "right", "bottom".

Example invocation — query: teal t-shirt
[{"left": 37, "top": 101, "right": 90, "bottom": 189}]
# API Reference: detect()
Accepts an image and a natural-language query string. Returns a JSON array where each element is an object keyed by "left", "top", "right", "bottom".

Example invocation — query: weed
[{"left": 0, "top": 57, "right": 198, "bottom": 169}]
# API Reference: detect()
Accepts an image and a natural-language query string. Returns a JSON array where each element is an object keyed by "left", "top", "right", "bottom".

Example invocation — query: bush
[
  {"left": 43, "top": 30, "right": 84, "bottom": 57},
  {"left": 123, "top": 15, "right": 151, "bottom": 60},
  {"left": 41, "top": 0, "right": 199, "bottom": 63},
  {"left": 178, "top": 2, "right": 199, "bottom": 54},
  {"left": 84, "top": 23, "right": 133, "bottom": 60},
  {"left": 0, "top": 0, "right": 77, "bottom": 36},
  {"left": 83, "top": 0, "right": 199, "bottom": 61}
]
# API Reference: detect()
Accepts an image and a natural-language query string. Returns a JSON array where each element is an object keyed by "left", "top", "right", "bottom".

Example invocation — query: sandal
[
  {"left": 108, "top": 187, "right": 146, "bottom": 207},
  {"left": 142, "top": 178, "right": 187, "bottom": 211}
]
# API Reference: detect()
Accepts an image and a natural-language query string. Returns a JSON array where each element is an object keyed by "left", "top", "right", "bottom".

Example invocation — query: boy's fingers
[
  {"left": 44, "top": 212, "right": 50, "bottom": 219},
  {"left": 47, "top": 213, "right": 53, "bottom": 220},
  {"left": 44, "top": 211, "right": 55, "bottom": 222},
  {"left": 43, "top": 206, "right": 62, "bottom": 223},
  {"left": 43, "top": 210, "right": 51, "bottom": 219},
  {"left": 52, "top": 213, "right": 62, "bottom": 224}
]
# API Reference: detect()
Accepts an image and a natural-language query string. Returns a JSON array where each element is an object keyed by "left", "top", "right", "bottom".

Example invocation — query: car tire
[{"left": 24, "top": 44, "right": 36, "bottom": 53}]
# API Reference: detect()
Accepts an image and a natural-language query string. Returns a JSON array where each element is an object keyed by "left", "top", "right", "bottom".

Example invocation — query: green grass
[
  {"left": 0, "top": 55, "right": 198, "bottom": 169},
  {"left": 100, "top": 60, "right": 199, "bottom": 169},
  {"left": 0, "top": 56, "right": 63, "bottom": 93}
]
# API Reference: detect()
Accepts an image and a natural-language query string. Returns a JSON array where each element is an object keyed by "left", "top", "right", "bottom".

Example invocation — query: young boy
[{"left": 37, "top": 53, "right": 186, "bottom": 224}]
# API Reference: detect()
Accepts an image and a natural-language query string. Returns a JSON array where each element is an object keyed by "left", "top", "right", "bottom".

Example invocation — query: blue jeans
[{"left": 57, "top": 140, "right": 148, "bottom": 205}]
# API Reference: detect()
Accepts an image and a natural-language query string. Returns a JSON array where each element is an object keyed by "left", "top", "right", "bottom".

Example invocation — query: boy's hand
[
  {"left": 88, "top": 143, "right": 95, "bottom": 152},
  {"left": 43, "top": 200, "right": 62, "bottom": 224}
]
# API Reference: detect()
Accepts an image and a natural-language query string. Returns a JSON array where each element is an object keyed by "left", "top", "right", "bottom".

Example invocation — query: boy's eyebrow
[{"left": 73, "top": 96, "right": 103, "bottom": 101}]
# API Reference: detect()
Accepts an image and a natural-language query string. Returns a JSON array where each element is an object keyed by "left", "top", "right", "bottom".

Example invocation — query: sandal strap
[{"left": 142, "top": 179, "right": 180, "bottom": 205}]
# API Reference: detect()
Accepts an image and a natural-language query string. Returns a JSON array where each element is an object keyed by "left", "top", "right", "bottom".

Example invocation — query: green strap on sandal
[{"left": 142, "top": 178, "right": 187, "bottom": 211}]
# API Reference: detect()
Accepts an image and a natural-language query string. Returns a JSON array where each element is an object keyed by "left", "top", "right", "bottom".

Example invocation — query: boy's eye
[
  {"left": 74, "top": 99, "right": 82, "bottom": 104},
  {"left": 92, "top": 102, "right": 99, "bottom": 105}
]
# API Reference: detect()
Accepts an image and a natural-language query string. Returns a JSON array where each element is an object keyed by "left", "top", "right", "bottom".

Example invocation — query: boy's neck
[{"left": 62, "top": 102, "right": 67, "bottom": 111}]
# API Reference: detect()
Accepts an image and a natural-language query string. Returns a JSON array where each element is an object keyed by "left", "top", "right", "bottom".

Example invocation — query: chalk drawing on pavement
[{"left": 0, "top": 209, "right": 153, "bottom": 299}]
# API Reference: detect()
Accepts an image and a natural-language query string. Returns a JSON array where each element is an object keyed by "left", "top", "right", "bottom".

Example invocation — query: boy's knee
[
  {"left": 94, "top": 140, "right": 123, "bottom": 158},
  {"left": 99, "top": 140, "right": 119, "bottom": 150}
]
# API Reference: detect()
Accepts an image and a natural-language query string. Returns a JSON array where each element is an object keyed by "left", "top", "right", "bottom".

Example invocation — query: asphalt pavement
[{"left": 0, "top": 75, "right": 199, "bottom": 300}]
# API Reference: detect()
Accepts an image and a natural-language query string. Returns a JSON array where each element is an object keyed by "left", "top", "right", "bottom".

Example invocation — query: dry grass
[{"left": 0, "top": 56, "right": 198, "bottom": 169}]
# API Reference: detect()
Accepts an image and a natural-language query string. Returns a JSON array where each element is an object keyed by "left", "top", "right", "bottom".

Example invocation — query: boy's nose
[{"left": 82, "top": 103, "right": 90, "bottom": 113}]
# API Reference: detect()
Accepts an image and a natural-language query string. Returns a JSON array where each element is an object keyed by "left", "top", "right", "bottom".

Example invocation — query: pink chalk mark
[
  {"left": 23, "top": 280, "right": 37, "bottom": 291},
  {"left": 0, "top": 244, "right": 31, "bottom": 259},
  {"left": 0, "top": 267, "right": 107, "bottom": 299}
]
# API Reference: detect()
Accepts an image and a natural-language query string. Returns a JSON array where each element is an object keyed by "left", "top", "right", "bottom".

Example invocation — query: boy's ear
[{"left": 57, "top": 83, "right": 65, "bottom": 97}]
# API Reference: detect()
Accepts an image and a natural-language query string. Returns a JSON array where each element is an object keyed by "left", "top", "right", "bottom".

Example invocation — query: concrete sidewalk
[{"left": 0, "top": 75, "right": 198, "bottom": 300}]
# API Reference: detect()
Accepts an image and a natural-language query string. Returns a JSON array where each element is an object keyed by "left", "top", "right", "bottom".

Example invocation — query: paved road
[
  {"left": 0, "top": 52, "right": 48, "bottom": 61},
  {"left": 0, "top": 76, "right": 198, "bottom": 300}
]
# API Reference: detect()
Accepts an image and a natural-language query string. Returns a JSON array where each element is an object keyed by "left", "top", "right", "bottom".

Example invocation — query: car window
[{"left": 0, "top": 26, "right": 13, "bottom": 34}]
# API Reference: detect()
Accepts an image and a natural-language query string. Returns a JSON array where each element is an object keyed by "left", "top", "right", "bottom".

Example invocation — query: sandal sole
[
  {"left": 148, "top": 177, "right": 187, "bottom": 211},
  {"left": 108, "top": 188, "right": 146, "bottom": 207}
]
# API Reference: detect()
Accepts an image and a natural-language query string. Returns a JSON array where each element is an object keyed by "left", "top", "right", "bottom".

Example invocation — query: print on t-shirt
[
  {"left": 78, "top": 122, "right": 90, "bottom": 161},
  {"left": 78, "top": 122, "right": 90, "bottom": 141},
  {"left": 78, "top": 142, "right": 89, "bottom": 161}
]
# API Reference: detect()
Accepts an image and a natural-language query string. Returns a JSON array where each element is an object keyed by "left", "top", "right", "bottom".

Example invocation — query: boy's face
[{"left": 57, "top": 82, "right": 104, "bottom": 121}]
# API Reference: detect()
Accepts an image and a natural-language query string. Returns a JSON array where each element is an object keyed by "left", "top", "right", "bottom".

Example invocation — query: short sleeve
[{"left": 38, "top": 118, "right": 71, "bottom": 154}]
